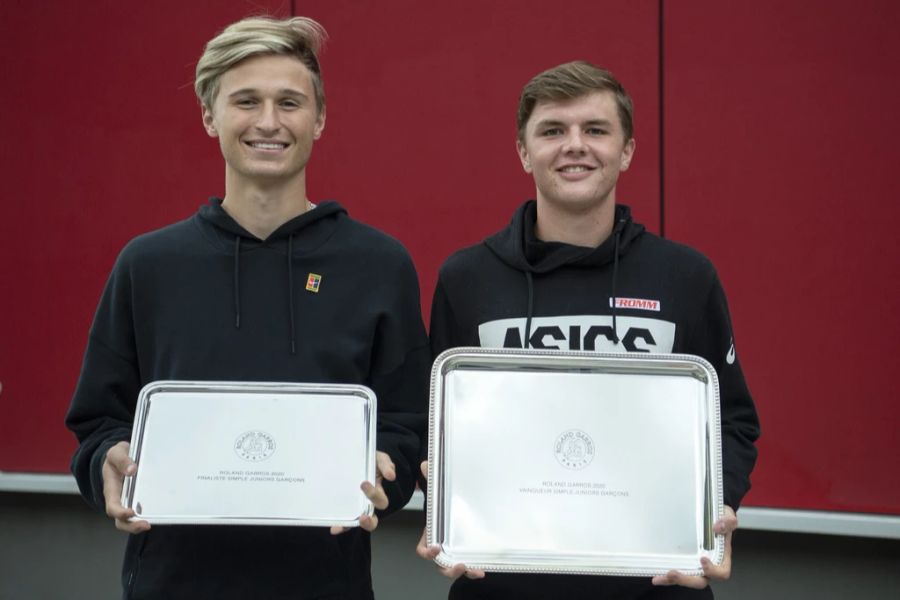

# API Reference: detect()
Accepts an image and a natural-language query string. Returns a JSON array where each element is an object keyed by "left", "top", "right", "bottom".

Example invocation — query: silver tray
[
  {"left": 122, "top": 380, "right": 376, "bottom": 527},
  {"left": 426, "top": 348, "right": 724, "bottom": 576}
]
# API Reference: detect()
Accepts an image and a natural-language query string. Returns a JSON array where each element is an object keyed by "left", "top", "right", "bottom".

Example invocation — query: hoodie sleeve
[
  {"left": 65, "top": 251, "right": 141, "bottom": 513},
  {"left": 428, "top": 275, "right": 468, "bottom": 359},
  {"left": 688, "top": 271, "right": 760, "bottom": 511},
  {"left": 367, "top": 251, "right": 430, "bottom": 517},
  {"left": 417, "top": 273, "right": 475, "bottom": 493}
]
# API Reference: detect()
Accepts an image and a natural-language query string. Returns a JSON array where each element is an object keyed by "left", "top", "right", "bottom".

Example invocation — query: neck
[
  {"left": 534, "top": 195, "right": 616, "bottom": 247},
  {"left": 221, "top": 171, "right": 311, "bottom": 239}
]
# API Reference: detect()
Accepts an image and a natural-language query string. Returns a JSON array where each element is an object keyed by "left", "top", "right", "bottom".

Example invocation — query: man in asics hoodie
[
  {"left": 65, "top": 17, "right": 428, "bottom": 600},
  {"left": 419, "top": 62, "right": 759, "bottom": 599}
]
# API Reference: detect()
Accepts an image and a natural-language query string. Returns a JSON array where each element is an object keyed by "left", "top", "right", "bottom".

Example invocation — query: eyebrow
[
  {"left": 534, "top": 118, "right": 614, "bottom": 129},
  {"left": 227, "top": 88, "right": 309, "bottom": 99}
]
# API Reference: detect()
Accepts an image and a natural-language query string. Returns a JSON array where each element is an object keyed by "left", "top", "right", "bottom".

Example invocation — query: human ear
[
  {"left": 202, "top": 106, "right": 218, "bottom": 138},
  {"left": 517, "top": 139, "right": 532, "bottom": 173},
  {"left": 313, "top": 106, "right": 326, "bottom": 140},
  {"left": 620, "top": 138, "right": 636, "bottom": 171}
]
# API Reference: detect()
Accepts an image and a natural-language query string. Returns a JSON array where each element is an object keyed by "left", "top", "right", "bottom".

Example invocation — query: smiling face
[
  {"left": 517, "top": 91, "right": 634, "bottom": 213},
  {"left": 202, "top": 53, "right": 325, "bottom": 188}
]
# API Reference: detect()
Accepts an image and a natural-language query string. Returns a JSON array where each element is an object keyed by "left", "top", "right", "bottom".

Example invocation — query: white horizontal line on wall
[
  {"left": 3, "top": 472, "right": 898, "bottom": 539},
  {"left": 0, "top": 472, "right": 79, "bottom": 494},
  {"left": 403, "top": 491, "right": 900, "bottom": 539}
]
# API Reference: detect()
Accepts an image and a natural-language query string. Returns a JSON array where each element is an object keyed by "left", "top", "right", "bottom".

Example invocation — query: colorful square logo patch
[{"left": 305, "top": 273, "right": 322, "bottom": 293}]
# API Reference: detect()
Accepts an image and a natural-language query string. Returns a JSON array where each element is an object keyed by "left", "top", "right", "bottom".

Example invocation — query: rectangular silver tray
[
  {"left": 426, "top": 348, "right": 724, "bottom": 576},
  {"left": 122, "top": 380, "right": 376, "bottom": 527}
]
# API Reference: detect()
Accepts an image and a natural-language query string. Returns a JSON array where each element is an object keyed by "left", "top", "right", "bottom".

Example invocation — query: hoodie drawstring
[
  {"left": 523, "top": 224, "right": 623, "bottom": 350},
  {"left": 287, "top": 234, "right": 297, "bottom": 355},
  {"left": 524, "top": 271, "right": 535, "bottom": 349},
  {"left": 233, "top": 237, "right": 241, "bottom": 329},
  {"left": 611, "top": 227, "right": 622, "bottom": 345}
]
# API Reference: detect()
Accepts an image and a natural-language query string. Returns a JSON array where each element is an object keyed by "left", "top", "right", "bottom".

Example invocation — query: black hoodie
[
  {"left": 66, "top": 198, "right": 429, "bottom": 599},
  {"left": 430, "top": 201, "right": 759, "bottom": 599}
]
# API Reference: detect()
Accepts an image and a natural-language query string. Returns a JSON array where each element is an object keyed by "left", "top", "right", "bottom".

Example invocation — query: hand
[
  {"left": 414, "top": 460, "right": 485, "bottom": 580},
  {"left": 102, "top": 441, "right": 151, "bottom": 534},
  {"left": 651, "top": 505, "right": 738, "bottom": 589},
  {"left": 331, "top": 451, "right": 394, "bottom": 535}
]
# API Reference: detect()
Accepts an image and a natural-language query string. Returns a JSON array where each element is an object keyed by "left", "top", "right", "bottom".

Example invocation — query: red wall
[
  {"left": 1, "top": 1, "right": 897, "bottom": 516},
  {"left": 0, "top": 0, "right": 290, "bottom": 471},
  {"left": 664, "top": 0, "right": 900, "bottom": 514},
  {"left": 298, "top": 0, "right": 661, "bottom": 301}
]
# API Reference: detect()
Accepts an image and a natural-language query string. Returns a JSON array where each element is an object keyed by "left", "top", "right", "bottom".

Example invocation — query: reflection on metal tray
[
  {"left": 122, "top": 380, "right": 376, "bottom": 527},
  {"left": 426, "top": 348, "right": 724, "bottom": 576}
]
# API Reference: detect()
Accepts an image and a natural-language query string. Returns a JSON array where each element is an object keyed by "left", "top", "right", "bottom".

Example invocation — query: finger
[
  {"left": 115, "top": 516, "right": 151, "bottom": 534},
  {"left": 651, "top": 570, "right": 709, "bottom": 589},
  {"left": 415, "top": 528, "right": 444, "bottom": 561},
  {"left": 414, "top": 530, "right": 469, "bottom": 580},
  {"left": 714, "top": 515, "right": 739, "bottom": 535},
  {"left": 436, "top": 563, "right": 485, "bottom": 580},
  {"left": 361, "top": 480, "right": 389, "bottom": 511},
  {"left": 102, "top": 460, "right": 129, "bottom": 518},
  {"left": 104, "top": 484, "right": 151, "bottom": 534},
  {"left": 418, "top": 544, "right": 441, "bottom": 561},
  {"left": 701, "top": 527, "right": 734, "bottom": 582},
  {"left": 108, "top": 492, "right": 150, "bottom": 534},
  {"left": 331, "top": 513, "right": 380, "bottom": 534},
  {"left": 359, "top": 513, "right": 379, "bottom": 532},
  {"left": 376, "top": 452, "right": 396, "bottom": 482},
  {"left": 102, "top": 443, "right": 146, "bottom": 534},
  {"left": 439, "top": 563, "right": 468, "bottom": 579},
  {"left": 106, "top": 442, "right": 136, "bottom": 476},
  {"left": 415, "top": 537, "right": 429, "bottom": 560},
  {"left": 651, "top": 572, "right": 674, "bottom": 586},
  {"left": 105, "top": 496, "right": 131, "bottom": 521},
  {"left": 420, "top": 460, "right": 428, "bottom": 480},
  {"left": 102, "top": 476, "right": 127, "bottom": 518},
  {"left": 416, "top": 530, "right": 440, "bottom": 560},
  {"left": 427, "top": 550, "right": 485, "bottom": 580},
  {"left": 414, "top": 526, "right": 483, "bottom": 580},
  {"left": 701, "top": 557, "right": 731, "bottom": 581},
  {"left": 715, "top": 505, "right": 739, "bottom": 535}
]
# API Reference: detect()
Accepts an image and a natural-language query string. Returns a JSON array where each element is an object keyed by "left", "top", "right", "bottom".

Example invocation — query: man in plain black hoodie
[
  {"left": 65, "top": 16, "right": 429, "bottom": 600},
  {"left": 418, "top": 61, "right": 759, "bottom": 599}
]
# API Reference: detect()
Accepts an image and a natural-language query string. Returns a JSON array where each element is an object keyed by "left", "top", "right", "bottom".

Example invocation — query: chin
[
  {"left": 544, "top": 194, "right": 610, "bottom": 210},
  {"left": 242, "top": 165, "right": 300, "bottom": 180}
]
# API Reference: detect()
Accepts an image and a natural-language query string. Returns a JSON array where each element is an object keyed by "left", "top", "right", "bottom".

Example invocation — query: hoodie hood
[
  {"left": 198, "top": 197, "right": 346, "bottom": 245},
  {"left": 484, "top": 200, "right": 645, "bottom": 273},
  {"left": 483, "top": 200, "right": 645, "bottom": 346},
  {"left": 197, "top": 197, "right": 347, "bottom": 354}
]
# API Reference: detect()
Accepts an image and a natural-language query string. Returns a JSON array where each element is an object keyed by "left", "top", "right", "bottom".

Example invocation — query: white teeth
[
  {"left": 250, "top": 142, "right": 286, "bottom": 149},
  {"left": 561, "top": 166, "right": 589, "bottom": 172}
]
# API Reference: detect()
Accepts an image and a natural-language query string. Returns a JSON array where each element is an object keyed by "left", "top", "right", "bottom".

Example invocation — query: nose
[
  {"left": 255, "top": 101, "right": 280, "bottom": 132},
  {"left": 562, "top": 129, "right": 587, "bottom": 153}
]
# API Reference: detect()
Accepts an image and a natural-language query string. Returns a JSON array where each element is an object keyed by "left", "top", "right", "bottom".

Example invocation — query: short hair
[
  {"left": 195, "top": 16, "right": 327, "bottom": 113},
  {"left": 517, "top": 61, "right": 634, "bottom": 142}
]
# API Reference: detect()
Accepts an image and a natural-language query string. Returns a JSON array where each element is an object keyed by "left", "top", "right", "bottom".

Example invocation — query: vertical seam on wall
[{"left": 658, "top": 0, "right": 666, "bottom": 238}]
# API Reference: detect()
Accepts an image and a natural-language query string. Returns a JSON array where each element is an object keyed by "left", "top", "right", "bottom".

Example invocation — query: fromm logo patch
[{"left": 610, "top": 297, "right": 660, "bottom": 312}]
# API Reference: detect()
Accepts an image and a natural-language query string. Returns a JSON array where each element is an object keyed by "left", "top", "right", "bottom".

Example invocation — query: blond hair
[
  {"left": 517, "top": 61, "right": 634, "bottom": 142},
  {"left": 195, "top": 16, "right": 327, "bottom": 112}
]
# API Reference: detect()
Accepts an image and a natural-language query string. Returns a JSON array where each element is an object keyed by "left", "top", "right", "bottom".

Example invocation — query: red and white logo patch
[{"left": 609, "top": 297, "right": 661, "bottom": 312}]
